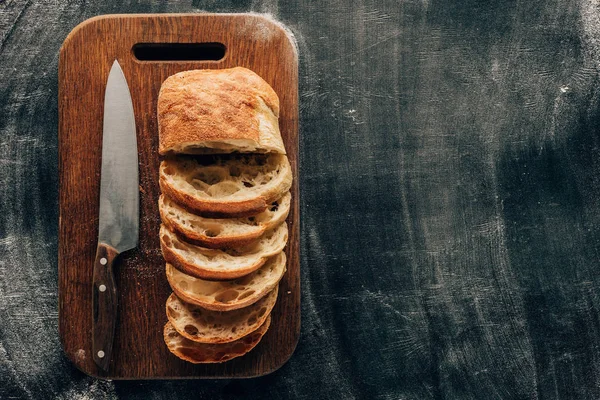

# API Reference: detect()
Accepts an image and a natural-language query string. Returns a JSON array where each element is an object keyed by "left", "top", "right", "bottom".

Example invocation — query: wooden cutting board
[{"left": 58, "top": 13, "right": 299, "bottom": 379}]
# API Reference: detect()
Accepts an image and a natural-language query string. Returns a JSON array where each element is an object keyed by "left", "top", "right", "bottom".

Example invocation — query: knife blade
[{"left": 92, "top": 60, "right": 139, "bottom": 373}]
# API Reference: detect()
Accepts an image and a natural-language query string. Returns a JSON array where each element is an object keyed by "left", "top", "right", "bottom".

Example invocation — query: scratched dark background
[{"left": 2, "top": 0, "right": 600, "bottom": 398}]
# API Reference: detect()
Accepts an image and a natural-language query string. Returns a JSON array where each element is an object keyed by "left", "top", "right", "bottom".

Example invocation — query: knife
[{"left": 92, "top": 60, "right": 139, "bottom": 372}]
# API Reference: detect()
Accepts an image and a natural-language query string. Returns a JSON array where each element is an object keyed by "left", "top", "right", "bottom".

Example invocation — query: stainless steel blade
[{"left": 98, "top": 60, "right": 139, "bottom": 253}]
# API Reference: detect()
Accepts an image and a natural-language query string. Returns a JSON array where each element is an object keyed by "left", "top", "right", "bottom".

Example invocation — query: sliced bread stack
[{"left": 157, "top": 67, "right": 291, "bottom": 363}]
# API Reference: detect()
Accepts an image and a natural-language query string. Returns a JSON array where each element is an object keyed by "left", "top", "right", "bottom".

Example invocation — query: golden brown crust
[
  {"left": 158, "top": 67, "right": 284, "bottom": 155},
  {"left": 159, "top": 232, "right": 268, "bottom": 280},
  {"left": 163, "top": 315, "right": 271, "bottom": 364}
]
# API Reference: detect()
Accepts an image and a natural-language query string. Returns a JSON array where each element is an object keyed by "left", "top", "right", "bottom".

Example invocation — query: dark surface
[{"left": 2, "top": 0, "right": 600, "bottom": 398}]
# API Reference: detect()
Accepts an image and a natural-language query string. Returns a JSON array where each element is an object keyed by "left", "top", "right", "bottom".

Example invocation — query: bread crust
[
  {"left": 166, "top": 252, "right": 286, "bottom": 311},
  {"left": 163, "top": 315, "right": 271, "bottom": 364},
  {"left": 158, "top": 67, "right": 284, "bottom": 155}
]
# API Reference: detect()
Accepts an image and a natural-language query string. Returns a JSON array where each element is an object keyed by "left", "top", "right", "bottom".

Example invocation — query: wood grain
[{"left": 58, "top": 13, "right": 299, "bottom": 379}]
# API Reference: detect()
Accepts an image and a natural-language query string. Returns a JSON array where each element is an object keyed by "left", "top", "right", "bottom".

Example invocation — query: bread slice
[
  {"left": 159, "top": 192, "right": 291, "bottom": 249},
  {"left": 159, "top": 153, "right": 292, "bottom": 218},
  {"left": 166, "top": 286, "right": 278, "bottom": 343},
  {"left": 164, "top": 315, "right": 271, "bottom": 364},
  {"left": 160, "top": 222, "right": 288, "bottom": 280},
  {"left": 158, "top": 67, "right": 285, "bottom": 155},
  {"left": 166, "top": 252, "right": 286, "bottom": 311}
]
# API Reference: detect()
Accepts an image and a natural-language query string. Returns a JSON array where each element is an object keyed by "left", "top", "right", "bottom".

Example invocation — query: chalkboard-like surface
[{"left": 58, "top": 14, "right": 299, "bottom": 379}]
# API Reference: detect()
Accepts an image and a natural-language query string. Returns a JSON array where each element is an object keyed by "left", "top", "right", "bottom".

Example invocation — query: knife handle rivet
[
  {"left": 100, "top": 257, "right": 107, "bottom": 265},
  {"left": 99, "top": 284, "right": 107, "bottom": 292},
  {"left": 97, "top": 350, "right": 105, "bottom": 358}
]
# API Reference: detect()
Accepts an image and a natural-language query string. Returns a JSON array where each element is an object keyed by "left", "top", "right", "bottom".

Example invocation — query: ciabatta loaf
[
  {"left": 164, "top": 315, "right": 271, "bottom": 364},
  {"left": 159, "top": 153, "right": 292, "bottom": 217},
  {"left": 159, "top": 192, "right": 290, "bottom": 249},
  {"left": 166, "top": 286, "right": 277, "bottom": 343},
  {"left": 160, "top": 222, "right": 288, "bottom": 280},
  {"left": 158, "top": 67, "right": 284, "bottom": 155},
  {"left": 166, "top": 252, "right": 286, "bottom": 311}
]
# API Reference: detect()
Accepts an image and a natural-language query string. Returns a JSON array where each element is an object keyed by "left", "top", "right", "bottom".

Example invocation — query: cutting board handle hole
[{"left": 132, "top": 43, "right": 226, "bottom": 61}]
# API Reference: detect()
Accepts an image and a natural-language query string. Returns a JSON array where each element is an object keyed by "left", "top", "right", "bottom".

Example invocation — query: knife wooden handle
[{"left": 92, "top": 242, "right": 119, "bottom": 372}]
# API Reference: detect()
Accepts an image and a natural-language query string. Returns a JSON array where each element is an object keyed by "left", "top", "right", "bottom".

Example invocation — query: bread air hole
[
  {"left": 238, "top": 290, "right": 255, "bottom": 300},
  {"left": 245, "top": 171, "right": 261, "bottom": 181},
  {"left": 231, "top": 326, "right": 237, "bottom": 333},
  {"left": 201, "top": 223, "right": 223, "bottom": 237},
  {"left": 190, "top": 179, "right": 210, "bottom": 191},
  {"left": 229, "top": 166, "right": 241, "bottom": 177},
  {"left": 178, "top": 280, "right": 189, "bottom": 290},
  {"left": 215, "top": 290, "right": 239, "bottom": 303},
  {"left": 172, "top": 240, "right": 186, "bottom": 251},
  {"left": 207, "top": 181, "right": 241, "bottom": 197},
  {"left": 270, "top": 202, "right": 279, "bottom": 212},
  {"left": 184, "top": 325, "right": 199, "bottom": 336},
  {"left": 256, "top": 156, "right": 267, "bottom": 166},
  {"left": 247, "top": 315, "right": 258, "bottom": 325},
  {"left": 258, "top": 307, "right": 267, "bottom": 317},
  {"left": 246, "top": 216, "right": 259, "bottom": 226},
  {"left": 226, "top": 248, "right": 242, "bottom": 256},
  {"left": 193, "top": 171, "right": 223, "bottom": 185},
  {"left": 167, "top": 306, "right": 180, "bottom": 319}
]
